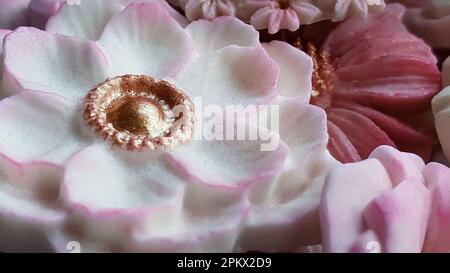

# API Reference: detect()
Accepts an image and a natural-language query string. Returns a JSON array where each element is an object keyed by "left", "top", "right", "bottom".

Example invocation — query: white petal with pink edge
[
  {"left": 3, "top": 27, "right": 109, "bottom": 101},
  {"left": 173, "top": 46, "right": 278, "bottom": 108},
  {"left": 0, "top": 91, "right": 90, "bottom": 164},
  {"left": 185, "top": 17, "right": 260, "bottom": 54},
  {"left": 97, "top": 3, "right": 193, "bottom": 79}
]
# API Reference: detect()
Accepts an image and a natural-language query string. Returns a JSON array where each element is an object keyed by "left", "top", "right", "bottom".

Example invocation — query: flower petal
[
  {"left": 174, "top": 46, "right": 278, "bottom": 108},
  {"left": 0, "top": 0, "right": 30, "bottom": 29},
  {"left": 403, "top": 1, "right": 450, "bottom": 49},
  {"left": 369, "top": 144, "right": 425, "bottom": 186},
  {"left": 240, "top": 151, "right": 338, "bottom": 251},
  {"left": 29, "top": 0, "right": 64, "bottom": 30},
  {"left": 131, "top": 183, "right": 249, "bottom": 252},
  {"left": 0, "top": 157, "right": 64, "bottom": 222},
  {"left": 3, "top": 27, "right": 109, "bottom": 101},
  {"left": 46, "top": 0, "right": 187, "bottom": 41},
  {"left": 327, "top": 121, "right": 361, "bottom": 163},
  {"left": 262, "top": 41, "right": 313, "bottom": 102},
  {"left": 166, "top": 125, "right": 288, "bottom": 188},
  {"left": 422, "top": 162, "right": 450, "bottom": 252},
  {"left": 274, "top": 97, "right": 328, "bottom": 162},
  {"left": 97, "top": 2, "right": 193, "bottom": 78},
  {"left": 362, "top": 179, "right": 430, "bottom": 253},
  {"left": 185, "top": 16, "right": 260, "bottom": 54},
  {"left": 0, "top": 91, "right": 88, "bottom": 164},
  {"left": 333, "top": 56, "right": 441, "bottom": 111},
  {"left": 432, "top": 86, "right": 450, "bottom": 162},
  {"left": 184, "top": 0, "right": 237, "bottom": 21},
  {"left": 444, "top": 57, "right": 450, "bottom": 88},
  {"left": 320, "top": 158, "right": 392, "bottom": 252},
  {"left": 237, "top": 97, "right": 332, "bottom": 251},
  {"left": 251, "top": 7, "right": 300, "bottom": 34},
  {"left": 46, "top": 0, "right": 124, "bottom": 40},
  {"left": 332, "top": 100, "right": 435, "bottom": 160}
]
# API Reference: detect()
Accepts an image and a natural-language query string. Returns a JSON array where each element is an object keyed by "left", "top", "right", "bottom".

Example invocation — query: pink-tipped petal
[
  {"left": 369, "top": 145, "right": 425, "bottom": 186},
  {"left": 130, "top": 183, "right": 249, "bottom": 252},
  {"left": 422, "top": 162, "right": 450, "bottom": 252},
  {"left": 332, "top": 0, "right": 370, "bottom": 21},
  {"left": 332, "top": 100, "right": 435, "bottom": 160},
  {"left": 0, "top": 156, "right": 65, "bottom": 252},
  {"left": 263, "top": 41, "right": 313, "bottom": 102},
  {"left": 0, "top": 29, "right": 12, "bottom": 99},
  {"left": 0, "top": 91, "right": 88, "bottom": 164},
  {"left": 174, "top": 46, "right": 278, "bottom": 107},
  {"left": 97, "top": 3, "right": 193, "bottom": 79},
  {"left": 327, "top": 121, "right": 361, "bottom": 163},
  {"left": 63, "top": 144, "right": 250, "bottom": 252},
  {"left": 242, "top": 150, "right": 338, "bottom": 251},
  {"left": 363, "top": 179, "right": 430, "bottom": 253},
  {"left": 274, "top": 97, "right": 328, "bottom": 162},
  {"left": 46, "top": 0, "right": 124, "bottom": 40},
  {"left": 185, "top": 16, "right": 260, "bottom": 54},
  {"left": 3, "top": 27, "right": 109, "bottom": 101},
  {"left": 320, "top": 158, "right": 392, "bottom": 252},
  {"left": 327, "top": 107, "right": 396, "bottom": 159}
]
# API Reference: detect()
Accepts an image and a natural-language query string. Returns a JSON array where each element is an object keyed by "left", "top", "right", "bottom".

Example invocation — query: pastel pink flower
[
  {"left": 0, "top": 2, "right": 333, "bottom": 252},
  {"left": 320, "top": 145, "right": 450, "bottom": 253},
  {"left": 321, "top": 5, "right": 441, "bottom": 163}
]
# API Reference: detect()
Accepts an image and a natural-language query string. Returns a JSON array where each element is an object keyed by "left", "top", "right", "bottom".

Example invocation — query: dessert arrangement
[{"left": 0, "top": 0, "right": 449, "bottom": 253}]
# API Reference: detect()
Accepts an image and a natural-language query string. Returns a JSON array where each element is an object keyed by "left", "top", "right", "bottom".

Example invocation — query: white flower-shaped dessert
[{"left": 0, "top": 1, "right": 334, "bottom": 252}]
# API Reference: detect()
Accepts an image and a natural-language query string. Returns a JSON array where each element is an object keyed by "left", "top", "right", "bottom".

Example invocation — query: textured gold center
[{"left": 84, "top": 75, "right": 195, "bottom": 150}]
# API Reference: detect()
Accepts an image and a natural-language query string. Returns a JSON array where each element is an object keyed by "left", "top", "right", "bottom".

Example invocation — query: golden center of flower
[
  {"left": 84, "top": 75, "right": 195, "bottom": 150},
  {"left": 292, "top": 37, "right": 335, "bottom": 108}
]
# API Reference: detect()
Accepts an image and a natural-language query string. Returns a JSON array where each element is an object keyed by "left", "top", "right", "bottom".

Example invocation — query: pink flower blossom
[
  {"left": 0, "top": 1, "right": 333, "bottom": 252},
  {"left": 320, "top": 145, "right": 450, "bottom": 253},
  {"left": 261, "top": 4, "right": 441, "bottom": 163}
]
